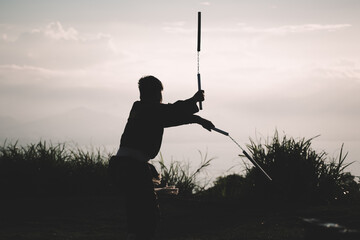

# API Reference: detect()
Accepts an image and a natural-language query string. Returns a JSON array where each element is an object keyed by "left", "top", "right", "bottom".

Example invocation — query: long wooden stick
[
  {"left": 197, "top": 11, "right": 202, "bottom": 110},
  {"left": 212, "top": 127, "right": 273, "bottom": 181},
  {"left": 197, "top": 11, "right": 201, "bottom": 52}
]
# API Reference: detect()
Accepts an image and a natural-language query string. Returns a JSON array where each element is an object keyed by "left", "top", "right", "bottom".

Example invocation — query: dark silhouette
[{"left": 109, "top": 75, "right": 214, "bottom": 240}]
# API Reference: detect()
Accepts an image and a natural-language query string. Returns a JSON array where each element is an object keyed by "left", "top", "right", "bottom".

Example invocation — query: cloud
[
  {"left": 161, "top": 21, "right": 193, "bottom": 34},
  {"left": 0, "top": 62, "right": 135, "bottom": 121},
  {"left": 308, "top": 59, "right": 360, "bottom": 80},
  {"left": 0, "top": 61, "right": 137, "bottom": 91},
  {"left": 237, "top": 23, "right": 351, "bottom": 35},
  {"left": 0, "top": 22, "right": 124, "bottom": 69},
  {"left": 1, "top": 33, "right": 9, "bottom": 41},
  {"left": 200, "top": 2, "right": 211, "bottom": 6},
  {"left": 168, "top": 23, "right": 352, "bottom": 36},
  {"left": 42, "top": 22, "right": 79, "bottom": 41},
  {"left": 0, "top": 64, "right": 68, "bottom": 87}
]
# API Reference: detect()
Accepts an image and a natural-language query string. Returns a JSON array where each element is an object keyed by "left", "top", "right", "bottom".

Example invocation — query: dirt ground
[{"left": 1, "top": 196, "right": 359, "bottom": 240}]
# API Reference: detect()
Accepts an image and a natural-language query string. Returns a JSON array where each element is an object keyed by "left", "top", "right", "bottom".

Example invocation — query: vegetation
[
  {"left": 203, "top": 131, "right": 360, "bottom": 204},
  {"left": 0, "top": 141, "right": 111, "bottom": 196},
  {"left": 0, "top": 140, "right": 214, "bottom": 197},
  {"left": 1, "top": 131, "right": 359, "bottom": 204},
  {"left": 1, "top": 133, "right": 359, "bottom": 240},
  {"left": 155, "top": 151, "right": 214, "bottom": 196}
]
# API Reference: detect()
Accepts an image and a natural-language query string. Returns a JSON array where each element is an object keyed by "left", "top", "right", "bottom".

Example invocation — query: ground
[{"left": 1, "top": 196, "right": 359, "bottom": 240}]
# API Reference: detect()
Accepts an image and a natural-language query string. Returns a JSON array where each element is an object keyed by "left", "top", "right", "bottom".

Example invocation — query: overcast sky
[{"left": 1, "top": 0, "right": 359, "bottom": 177}]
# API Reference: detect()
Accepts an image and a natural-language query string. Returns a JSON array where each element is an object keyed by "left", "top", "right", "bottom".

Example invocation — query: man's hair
[{"left": 138, "top": 75, "right": 163, "bottom": 102}]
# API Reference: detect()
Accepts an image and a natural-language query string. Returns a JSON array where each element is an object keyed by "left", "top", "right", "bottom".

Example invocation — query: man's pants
[{"left": 109, "top": 156, "right": 160, "bottom": 239}]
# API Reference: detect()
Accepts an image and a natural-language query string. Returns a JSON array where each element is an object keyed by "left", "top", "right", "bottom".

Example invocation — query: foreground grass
[
  {"left": 1, "top": 196, "right": 359, "bottom": 240},
  {"left": 0, "top": 141, "right": 112, "bottom": 196},
  {"left": 1, "top": 134, "right": 359, "bottom": 239}
]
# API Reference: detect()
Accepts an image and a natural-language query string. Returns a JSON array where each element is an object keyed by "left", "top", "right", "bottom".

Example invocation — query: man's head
[{"left": 138, "top": 75, "right": 163, "bottom": 103}]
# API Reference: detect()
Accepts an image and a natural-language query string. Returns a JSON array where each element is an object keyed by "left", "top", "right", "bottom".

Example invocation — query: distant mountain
[{"left": 0, "top": 107, "right": 126, "bottom": 146}]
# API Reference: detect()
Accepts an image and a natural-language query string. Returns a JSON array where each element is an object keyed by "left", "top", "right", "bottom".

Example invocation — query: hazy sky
[{"left": 1, "top": 0, "right": 359, "bottom": 177}]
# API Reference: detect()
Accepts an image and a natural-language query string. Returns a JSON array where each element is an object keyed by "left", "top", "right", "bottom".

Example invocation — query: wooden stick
[
  {"left": 212, "top": 127, "right": 229, "bottom": 136},
  {"left": 212, "top": 127, "right": 273, "bottom": 181},
  {"left": 197, "top": 12, "right": 201, "bottom": 52},
  {"left": 197, "top": 12, "right": 203, "bottom": 110},
  {"left": 197, "top": 73, "right": 202, "bottom": 110}
]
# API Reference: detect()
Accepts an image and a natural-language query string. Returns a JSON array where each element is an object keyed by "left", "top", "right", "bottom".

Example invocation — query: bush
[
  {"left": 200, "top": 174, "right": 247, "bottom": 199},
  {"left": 0, "top": 140, "right": 111, "bottom": 196},
  {"left": 156, "top": 151, "right": 214, "bottom": 196},
  {"left": 204, "top": 131, "right": 359, "bottom": 204}
]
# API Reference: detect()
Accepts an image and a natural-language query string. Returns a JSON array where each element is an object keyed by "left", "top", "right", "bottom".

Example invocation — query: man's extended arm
[{"left": 161, "top": 91, "right": 214, "bottom": 130}]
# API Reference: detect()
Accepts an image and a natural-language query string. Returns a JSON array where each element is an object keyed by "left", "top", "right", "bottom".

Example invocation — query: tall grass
[
  {"left": 0, "top": 140, "right": 111, "bottom": 196},
  {"left": 203, "top": 131, "right": 359, "bottom": 204},
  {"left": 0, "top": 140, "right": 214, "bottom": 197},
  {"left": 156, "top": 151, "right": 215, "bottom": 196},
  {"left": 1, "top": 135, "right": 358, "bottom": 204},
  {"left": 245, "top": 131, "right": 358, "bottom": 203}
]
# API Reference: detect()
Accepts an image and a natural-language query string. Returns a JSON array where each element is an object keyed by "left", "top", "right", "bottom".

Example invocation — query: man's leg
[{"left": 126, "top": 162, "right": 160, "bottom": 239}]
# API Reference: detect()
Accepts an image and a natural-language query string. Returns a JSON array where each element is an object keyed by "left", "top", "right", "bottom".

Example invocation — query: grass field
[
  {"left": 1, "top": 196, "right": 359, "bottom": 240},
  {"left": 1, "top": 136, "right": 359, "bottom": 239}
]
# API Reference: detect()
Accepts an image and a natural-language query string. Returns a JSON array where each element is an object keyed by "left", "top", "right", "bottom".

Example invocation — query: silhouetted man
[{"left": 109, "top": 75, "right": 214, "bottom": 240}]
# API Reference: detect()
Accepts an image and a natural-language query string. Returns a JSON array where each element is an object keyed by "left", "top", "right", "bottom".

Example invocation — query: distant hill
[{"left": 0, "top": 107, "right": 125, "bottom": 147}]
